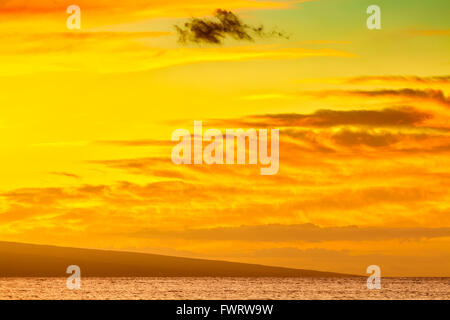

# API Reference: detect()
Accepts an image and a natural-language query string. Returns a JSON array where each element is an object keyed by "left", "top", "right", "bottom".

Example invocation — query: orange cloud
[
  {"left": 135, "top": 223, "right": 450, "bottom": 242},
  {"left": 247, "top": 107, "right": 432, "bottom": 128},
  {"left": 0, "top": 0, "right": 303, "bottom": 17}
]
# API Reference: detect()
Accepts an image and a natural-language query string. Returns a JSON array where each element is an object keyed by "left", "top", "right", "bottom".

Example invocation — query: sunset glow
[{"left": 0, "top": 0, "right": 449, "bottom": 277}]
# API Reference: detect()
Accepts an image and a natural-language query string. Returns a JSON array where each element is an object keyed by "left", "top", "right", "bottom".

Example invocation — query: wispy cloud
[
  {"left": 0, "top": 0, "right": 302, "bottom": 19},
  {"left": 0, "top": 41, "right": 355, "bottom": 75},
  {"left": 96, "top": 139, "right": 174, "bottom": 147},
  {"left": 49, "top": 172, "right": 80, "bottom": 179},
  {"left": 346, "top": 89, "right": 450, "bottom": 108},
  {"left": 345, "top": 75, "right": 450, "bottom": 85}
]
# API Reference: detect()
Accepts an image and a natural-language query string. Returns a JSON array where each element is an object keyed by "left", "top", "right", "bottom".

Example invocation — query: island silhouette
[{"left": 0, "top": 241, "right": 356, "bottom": 277}]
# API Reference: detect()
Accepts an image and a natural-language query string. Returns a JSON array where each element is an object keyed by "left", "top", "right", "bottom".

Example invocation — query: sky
[{"left": 0, "top": 0, "right": 449, "bottom": 276}]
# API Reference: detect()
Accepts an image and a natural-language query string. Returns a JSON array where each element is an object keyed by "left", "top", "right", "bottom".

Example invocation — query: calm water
[{"left": 0, "top": 277, "right": 448, "bottom": 300}]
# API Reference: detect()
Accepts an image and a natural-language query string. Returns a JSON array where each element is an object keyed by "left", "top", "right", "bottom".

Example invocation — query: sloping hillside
[{"left": 0, "top": 241, "right": 355, "bottom": 277}]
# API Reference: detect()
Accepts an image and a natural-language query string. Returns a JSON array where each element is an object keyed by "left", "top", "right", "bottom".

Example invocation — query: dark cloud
[
  {"left": 349, "top": 88, "right": 450, "bottom": 108},
  {"left": 242, "top": 107, "right": 431, "bottom": 128},
  {"left": 175, "top": 9, "right": 288, "bottom": 45}
]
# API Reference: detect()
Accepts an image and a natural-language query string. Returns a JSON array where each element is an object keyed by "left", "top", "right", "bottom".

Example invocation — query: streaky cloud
[
  {"left": 215, "top": 107, "right": 432, "bottom": 128},
  {"left": 346, "top": 75, "right": 450, "bottom": 85},
  {"left": 135, "top": 223, "right": 450, "bottom": 242}
]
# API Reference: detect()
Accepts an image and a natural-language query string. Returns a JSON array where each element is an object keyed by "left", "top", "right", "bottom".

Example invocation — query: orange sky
[{"left": 0, "top": 0, "right": 449, "bottom": 276}]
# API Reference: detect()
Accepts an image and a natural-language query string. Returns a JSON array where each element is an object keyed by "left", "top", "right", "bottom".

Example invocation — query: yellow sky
[{"left": 0, "top": 0, "right": 449, "bottom": 276}]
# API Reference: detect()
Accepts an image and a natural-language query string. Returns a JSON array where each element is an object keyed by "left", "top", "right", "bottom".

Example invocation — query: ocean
[{"left": 0, "top": 277, "right": 448, "bottom": 300}]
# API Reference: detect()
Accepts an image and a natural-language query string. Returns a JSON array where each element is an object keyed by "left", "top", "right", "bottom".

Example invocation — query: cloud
[
  {"left": 0, "top": 40, "right": 354, "bottom": 75},
  {"left": 0, "top": 205, "right": 48, "bottom": 223},
  {"left": 49, "top": 172, "right": 80, "bottom": 179},
  {"left": 0, "top": 0, "right": 297, "bottom": 17},
  {"left": 280, "top": 128, "right": 450, "bottom": 158},
  {"left": 330, "top": 130, "right": 400, "bottom": 148},
  {"left": 326, "top": 130, "right": 450, "bottom": 149},
  {"left": 175, "top": 9, "right": 288, "bottom": 45},
  {"left": 19, "top": 32, "right": 171, "bottom": 39},
  {"left": 246, "top": 88, "right": 450, "bottom": 110},
  {"left": 96, "top": 139, "right": 174, "bottom": 147},
  {"left": 0, "top": 32, "right": 170, "bottom": 56},
  {"left": 219, "top": 107, "right": 432, "bottom": 128},
  {"left": 304, "top": 88, "right": 450, "bottom": 109},
  {"left": 135, "top": 223, "right": 450, "bottom": 242},
  {"left": 89, "top": 157, "right": 188, "bottom": 179},
  {"left": 346, "top": 75, "right": 450, "bottom": 85},
  {"left": 348, "top": 89, "right": 450, "bottom": 108},
  {"left": 0, "top": 179, "right": 300, "bottom": 230},
  {"left": 0, "top": 180, "right": 223, "bottom": 216}
]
